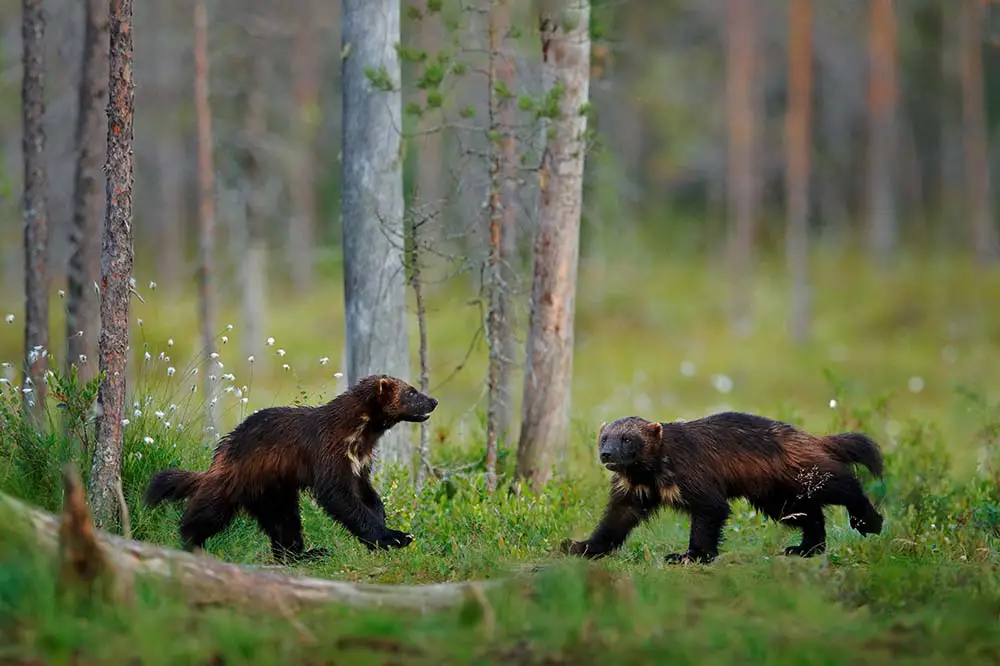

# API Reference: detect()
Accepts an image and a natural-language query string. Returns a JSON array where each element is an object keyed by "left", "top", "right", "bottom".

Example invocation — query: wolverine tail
[
  {"left": 144, "top": 468, "right": 203, "bottom": 507},
  {"left": 823, "top": 432, "right": 884, "bottom": 478}
]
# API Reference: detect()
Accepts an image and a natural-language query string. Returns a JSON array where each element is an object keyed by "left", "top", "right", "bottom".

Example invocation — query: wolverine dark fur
[
  {"left": 561, "top": 412, "right": 884, "bottom": 564},
  {"left": 144, "top": 374, "right": 438, "bottom": 563}
]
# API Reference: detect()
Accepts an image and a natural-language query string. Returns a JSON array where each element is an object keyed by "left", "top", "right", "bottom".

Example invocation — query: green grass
[{"left": 1, "top": 233, "right": 1000, "bottom": 664}]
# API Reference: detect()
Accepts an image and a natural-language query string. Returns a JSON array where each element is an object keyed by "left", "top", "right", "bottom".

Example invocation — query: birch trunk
[
  {"left": 21, "top": 0, "right": 50, "bottom": 424},
  {"left": 514, "top": 0, "right": 591, "bottom": 494},
  {"left": 89, "top": 0, "right": 134, "bottom": 532},
  {"left": 66, "top": 0, "right": 108, "bottom": 383},
  {"left": 866, "top": 0, "right": 898, "bottom": 260},
  {"left": 341, "top": 0, "right": 412, "bottom": 471}
]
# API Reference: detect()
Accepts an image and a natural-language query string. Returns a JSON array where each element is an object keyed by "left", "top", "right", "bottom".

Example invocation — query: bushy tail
[
  {"left": 144, "top": 468, "right": 202, "bottom": 507},
  {"left": 823, "top": 433, "right": 884, "bottom": 478}
]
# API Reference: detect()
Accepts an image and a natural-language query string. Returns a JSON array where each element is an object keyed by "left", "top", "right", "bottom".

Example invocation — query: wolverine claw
[
  {"left": 560, "top": 538, "right": 600, "bottom": 558},
  {"left": 665, "top": 550, "right": 715, "bottom": 565}
]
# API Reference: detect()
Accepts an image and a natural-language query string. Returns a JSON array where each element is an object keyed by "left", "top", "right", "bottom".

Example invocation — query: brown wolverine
[
  {"left": 561, "top": 412, "right": 884, "bottom": 563},
  {"left": 144, "top": 374, "right": 438, "bottom": 563}
]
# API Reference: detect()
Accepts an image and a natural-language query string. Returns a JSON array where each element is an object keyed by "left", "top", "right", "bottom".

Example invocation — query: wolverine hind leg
[{"left": 245, "top": 486, "right": 328, "bottom": 564}]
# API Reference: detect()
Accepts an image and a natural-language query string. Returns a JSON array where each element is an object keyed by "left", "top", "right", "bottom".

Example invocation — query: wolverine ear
[
  {"left": 597, "top": 421, "right": 607, "bottom": 442},
  {"left": 645, "top": 421, "right": 663, "bottom": 439},
  {"left": 378, "top": 376, "right": 391, "bottom": 397}
]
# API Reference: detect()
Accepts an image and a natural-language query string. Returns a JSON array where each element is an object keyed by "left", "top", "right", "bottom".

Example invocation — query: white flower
[
  {"left": 149, "top": 280, "right": 157, "bottom": 290},
  {"left": 121, "top": 418, "right": 130, "bottom": 426},
  {"left": 135, "top": 451, "right": 143, "bottom": 460},
  {"left": 4, "top": 314, "right": 13, "bottom": 324},
  {"left": 277, "top": 348, "right": 286, "bottom": 357},
  {"left": 226, "top": 324, "right": 234, "bottom": 331},
  {"left": 134, "top": 409, "right": 142, "bottom": 417},
  {"left": 22, "top": 387, "right": 33, "bottom": 394},
  {"left": 155, "top": 410, "right": 165, "bottom": 419},
  {"left": 167, "top": 366, "right": 176, "bottom": 377},
  {"left": 829, "top": 399, "right": 837, "bottom": 408},
  {"left": 210, "top": 352, "right": 219, "bottom": 359},
  {"left": 79, "top": 354, "right": 88, "bottom": 364},
  {"left": 221, "top": 335, "right": 229, "bottom": 344},
  {"left": 679, "top": 360, "right": 696, "bottom": 377},
  {"left": 240, "top": 397, "right": 248, "bottom": 404},
  {"left": 167, "top": 338, "right": 174, "bottom": 347},
  {"left": 265, "top": 337, "right": 275, "bottom": 346},
  {"left": 144, "top": 351, "right": 152, "bottom": 361},
  {"left": 247, "top": 356, "right": 255, "bottom": 364},
  {"left": 143, "top": 436, "right": 154, "bottom": 444},
  {"left": 320, "top": 357, "right": 330, "bottom": 365},
  {"left": 222, "top": 373, "right": 235, "bottom": 381},
  {"left": 334, "top": 372, "right": 344, "bottom": 379},
  {"left": 234, "top": 388, "right": 243, "bottom": 398},
  {"left": 58, "top": 289, "right": 65, "bottom": 298},
  {"left": 282, "top": 363, "right": 290, "bottom": 371},
  {"left": 908, "top": 376, "right": 925, "bottom": 394},
  {"left": 711, "top": 374, "right": 733, "bottom": 394},
  {"left": 137, "top": 318, "right": 143, "bottom": 327},
  {"left": 169, "top": 404, "right": 177, "bottom": 411}
]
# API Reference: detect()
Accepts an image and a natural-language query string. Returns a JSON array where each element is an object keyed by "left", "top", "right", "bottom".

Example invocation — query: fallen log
[{"left": 0, "top": 465, "right": 506, "bottom": 613}]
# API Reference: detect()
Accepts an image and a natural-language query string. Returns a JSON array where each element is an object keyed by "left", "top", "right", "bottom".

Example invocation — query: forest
[{"left": 1, "top": 0, "right": 1000, "bottom": 663}]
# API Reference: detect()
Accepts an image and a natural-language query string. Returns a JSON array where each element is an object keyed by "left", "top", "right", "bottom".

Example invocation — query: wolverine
[
  {"left": 145, "top": 374, "right": 438, "bottom": 563},
  {"left": 561, "top": 412, "right": 884, "bottom": 563}
]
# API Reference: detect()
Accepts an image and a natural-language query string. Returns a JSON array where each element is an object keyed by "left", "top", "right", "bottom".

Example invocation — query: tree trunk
[
  {"left": 725, "top": 0, "right": 760, "bottom": 338},
  {"left": 194, "top": 0, "right": 219, "bottom": 436},
  {"left": 287, "top": 4, "right": 320, "bottom": 292},
  {"left": 152, "top": 0, "right": 183, "bottom": 293},
  {"left": 66, "top": 0, "right": 108, "bottom": 384},
  {"left": 485, "top": 0, "right": 518, "bottom": 494},
  {"left": 21, "top": 0, "right": 50, "bottom": 424},
  {"left": 786, "top": 0, "right": 812, "bottom": 345},
  {"left": 866, "top": 0, "right": 898, "bottom": 260},
  {"left": 415, "top": 0, "right": 443, "bottom": 243},
  {"left": 961, "top": 0, "right": 999, "bottom": 264},
  {"left": 241, "top": 49, "right": 268, "bottom": 365},
  {"left": 341, "top": 0, "right": 412, "bottom": 471},
  {"left": 89, "top": 0, "right": 134, "bottom": 532},
  {"left": 514, "top": 1, "right": 591, "bottom": 494}
]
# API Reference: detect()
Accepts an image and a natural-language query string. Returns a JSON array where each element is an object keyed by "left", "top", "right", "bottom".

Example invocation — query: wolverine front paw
[
  {"left": 783, "top": 543, "right": 825, "bottom": 558},
  {"left": 559, "top": 538, "right": 607, "bottom": 559},
  {"left": 368, "top": 529, "right": 414, "bottom": 551},
  {"left": 664, "top": 550, "right": 715, "bottom": 565},
  {"left": 850, "top": 512, "right": 883, "bottom": 535}
]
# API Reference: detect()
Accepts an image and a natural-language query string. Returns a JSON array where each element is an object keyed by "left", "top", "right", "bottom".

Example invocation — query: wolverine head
[
  {"left": 356, "top": 374, "right": 439, "bottom": 423},
  {"left": 596, "top": 416, "right": 663, "bottom": 472}
]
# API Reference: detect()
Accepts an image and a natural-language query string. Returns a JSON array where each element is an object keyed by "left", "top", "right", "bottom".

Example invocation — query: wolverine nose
[
  {"left": 429, "top": 398, "right": 439, "bottom": 409},
  {"left": 599, "top": 451, "right": 611, "bottom": 463}
]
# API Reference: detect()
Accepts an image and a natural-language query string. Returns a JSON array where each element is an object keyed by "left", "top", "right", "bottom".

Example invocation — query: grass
[{"left": 1, "top": 231, "right": 999, "bottom": 664}]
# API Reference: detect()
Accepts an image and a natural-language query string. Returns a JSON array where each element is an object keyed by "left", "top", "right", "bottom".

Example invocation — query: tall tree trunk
[
  {"left": 514, "top": 1, "right": 591, "bottom": 494},
  {"left": 287, "top": 4, "right": 319, "bottom": 292},
  {"left": 961, "top": 0, "right": 999, "bottom": 264},
  {"left": 341, "top": 0, "right": 412, "bottom": 472},
  {"left": 241, "top": 49, "right": 268, "bottom": 365},
  {"left": 485, "top": 0, "right": 519, "bottom": 493},
  {"left": 66, "top": 0, "right": 108, "bottom": 383},
  {"left": 725, "top": 0, "right": 759, "bottom": 338},
  {"left": 866, "top": 0, "right": 898, "bottom": 259},
  {"left": 21, "top": 0, "right": 50, "bottom": 424},
  {"left": 89, "top": 0, "right": 134, "bottom": 531},
  {"left": 194, "top": 0, "right": 219, "bottom": 435},
  {"left": 152, "top": 0, "right": 183, "bottom": 293},
  {"left": 786, "top": 0, "right": 812, "bottom": 345}
]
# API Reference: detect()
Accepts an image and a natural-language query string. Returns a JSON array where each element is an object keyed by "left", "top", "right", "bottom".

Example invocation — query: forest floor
[{"left": 1, "top": 235, "right": 999, "bottom": 664}]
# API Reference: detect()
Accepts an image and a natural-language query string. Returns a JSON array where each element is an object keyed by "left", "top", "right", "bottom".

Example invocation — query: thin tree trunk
[
  {"left": 152, "top": 0, "right": 183, "bottom": 293},
  {"left": 66, "top": 0, "right": 108, "bottom": 383},
  {"left": 194, "top": 0, "right": 219, "bottom": 436},
  {"left": 241, "top": 49, "right": 268, "bottom": 365},
  {"left": 866, "top": 0, "right": 898, "bottom": 260},
  {"left": 287, "top": 5, "right": 319, "bottom": 292},
  {"left": 415, "top": 0, "right": 443, "bottom": 243},
  {"left": 21, "top": 0, "right": 50, "bottom": 424},
  {"left": 961, "top": 0, "right": 999, "bottom": 264},
  {"left": 341, "top": 0, "right": 412, "bottom": 472},
  {"left": 725, "top": 0, "right": 759, "bottom": 338},
  {"left": 89, "top": 0, "right": 134, "bottom": 532},
  {"left": 408, "top": 216, "right": 431, "bottom": 490},
  {"left": 514, "top": 0, "right": 591, "bottom": 494},
  {"left": 485, "top": 0, "right": 518, "bottom": 494},
  {"left": 786, "top": 0, "right": 812, "bottom": 345}
]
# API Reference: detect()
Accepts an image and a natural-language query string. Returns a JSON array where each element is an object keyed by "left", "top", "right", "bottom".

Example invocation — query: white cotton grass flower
[
  {"left": 711, "top": 374, "right": 733, "bottom": 394},
  {"left": 679, "top": 360, "right": 696, "bottom": 377},
  {"left": 210, "top": 352, "right": 219, "bottom": 359},
  {"left": 248, "top": 356, "right": 255, "bottom": 364},
  {"left": 221, "top": 335, "right": 229, "bottom": 344},
  {"left": 4, "top": 314, "right": 13, "bottom": 324},
  {"left": 282, "top": 364, "right": 290, "bottom": 371},
  {"left": 334, "top": 372, "right": 344, "bottom": 379},
  {"left": 143, "top": 436, "right": 154, "bottom": 444},
  {"left": 167, "top": 366, "right": 176, "bottom": 377},
  {"left": 226, "top": 324, "right": 234, "bottom": 331},
  {"left": 265, "top": 337, "right": 275, "bottom": 346},
  {"left": 167, "top": 338, "right": 174, "bottom": 347},
  {"left": 144, "top": 351, "right": 152, "bottom": 361},
  {"left": 277, "top": 349, "right": 286, "bottom": 357},
  {"left": 829, "top": 399, "right": 837, "bottom": 409},
  {"left": 320, "top": 357, "right": 330, "bottom": 365},
  {"left": 908, "top": 376, "right": 925, "bottom": 394},
  {"left": 149, "top": 280, "right": 157, "bottom": 290}
]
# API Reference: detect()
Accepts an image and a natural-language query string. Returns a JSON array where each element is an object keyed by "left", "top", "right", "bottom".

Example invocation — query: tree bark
[
  {"left": 415, "top": 0, "right": 443, "bottom": 243},
  {"left": 514, "top": 0, "right": 591, "bottom": 494},
  {"left": 240, "top": 48, "right": 268, "bottom": 365},
  {"left": 152, "top": 0, "right": 183, "bottom": 293},
  {"left": 786, "top": 0, "right": 812, "bottom": 345},
  {"left": 485, "top": 0, "right": 518, "bottom": 494},
  {"left": 866, "top": 0, "right": 899, "bottom": 260},
  {"left": 21, "top": 0, "right": 50, "bottom": 424},
  {"left": 287, "top": 3, "right": 320, "bottom": 292},
  {"left": 961, "top": 0, "right": 999, "bottom": 264},
  {"left": 341, "top": 0, "right": 412, "bottom": 471},
  {"left": 725, "top": 0, "right": 760, "bottom": 338},
  {"left": 2, "top": 474, "right": 503, "bottom": 613},
  {"left": 89, "top": 0, "right": 134, "bottom": 532},
  {"left": 194, "top": 0, "right": 219, "bottom": 435},
  {"left": 66, "top": 0, "right": 108, "bottom": 384}
]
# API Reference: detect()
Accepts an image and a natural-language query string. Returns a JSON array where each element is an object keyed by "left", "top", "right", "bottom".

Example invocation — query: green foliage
[{"left": 363, "top": 65, "right": 395, "bottom": 92}]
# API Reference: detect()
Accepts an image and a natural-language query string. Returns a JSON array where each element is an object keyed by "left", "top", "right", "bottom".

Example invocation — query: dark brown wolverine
[
  {"left": 561, "top": 411, "right": 884, "bottom": 563},
  {"left": 144, "top": 374, "right": 438, "bottom": 563}
]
